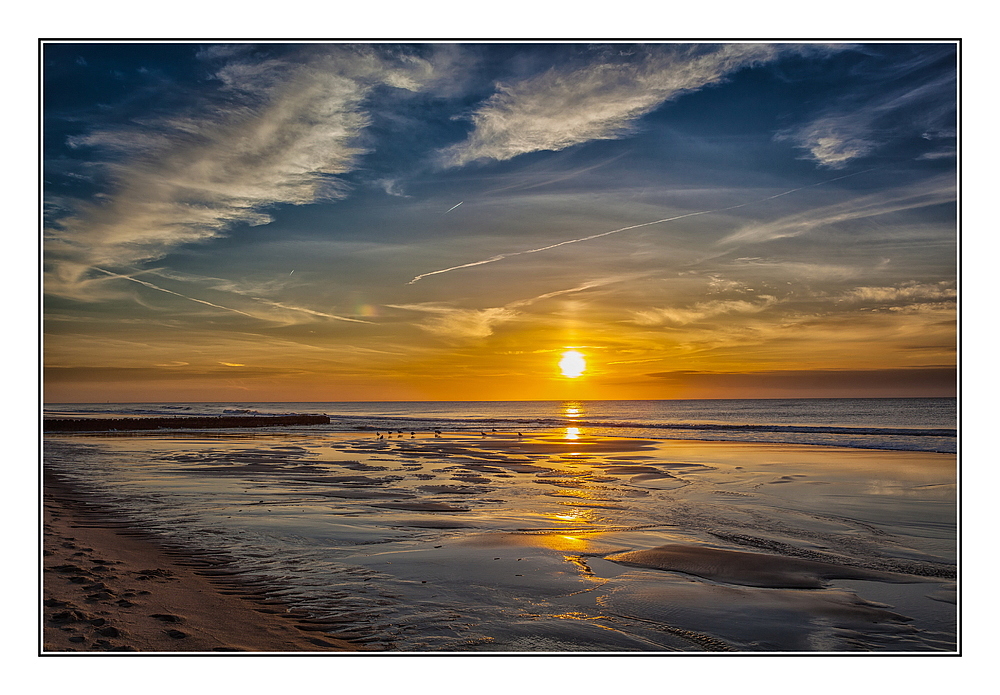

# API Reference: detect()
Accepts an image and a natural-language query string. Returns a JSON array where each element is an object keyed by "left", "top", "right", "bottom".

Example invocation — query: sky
[{"left": 42, "top": 41, "right": 958, "bottom": 402}]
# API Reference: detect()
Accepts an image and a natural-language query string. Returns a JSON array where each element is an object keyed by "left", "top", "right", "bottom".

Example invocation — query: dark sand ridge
[
  {"left": 42, "top": 471, "right": 362, "bottom": 653},
  {"left": 604, "top": 544, "right": 933, "bottom": 589}
]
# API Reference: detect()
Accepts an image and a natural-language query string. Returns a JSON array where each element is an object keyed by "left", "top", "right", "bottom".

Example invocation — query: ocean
[
  {"left": 43, "top": 398, "right": 957, "bottom": 652},
  {"left": 44, "top": 397, "right": 957, "bottom": 453}
]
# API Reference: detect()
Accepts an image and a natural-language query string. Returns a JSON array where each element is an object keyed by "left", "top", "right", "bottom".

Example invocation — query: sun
[{"left": 558, "top": 350, "right": 586, "bottom": 378}]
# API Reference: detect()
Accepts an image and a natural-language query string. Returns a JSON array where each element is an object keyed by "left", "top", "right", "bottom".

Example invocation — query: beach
[
  {"left": 41, "top": 417, "right": 957, "bottom": 653},
  {"left": 43, "top": 471, "right": 358, "bottom": 652}
]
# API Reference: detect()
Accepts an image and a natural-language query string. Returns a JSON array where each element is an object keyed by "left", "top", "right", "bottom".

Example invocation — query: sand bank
[{"left": 42, "top": 473, "right": 359, "bottom": 653}]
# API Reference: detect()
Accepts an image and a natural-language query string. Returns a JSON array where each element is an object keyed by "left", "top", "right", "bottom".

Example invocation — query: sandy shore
[{"left": 42, "top": 472, "right": 359, "bottom": 653}]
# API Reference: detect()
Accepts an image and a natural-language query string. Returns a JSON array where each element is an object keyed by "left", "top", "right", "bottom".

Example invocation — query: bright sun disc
[{"left": 559, "top": 350, "right": 586, "bottom": 378}]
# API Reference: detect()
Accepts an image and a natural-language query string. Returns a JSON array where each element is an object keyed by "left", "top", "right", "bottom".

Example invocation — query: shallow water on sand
[{"left": 44, "top": 430, "right": 957, "bottom": 652}]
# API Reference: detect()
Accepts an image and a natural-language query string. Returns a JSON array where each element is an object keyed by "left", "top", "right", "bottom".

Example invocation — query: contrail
[
  {"left": 92, "top": 267, "right": 259, "bottom": 318},
  {"left": 93, "top": 267, "right": 372, "bottom": 323},
  {"left": 408, "top": 168, "right": 878, "bottom": 284},
  {"left": 443, "top": 201, "right": 464, "bottom": 214}
]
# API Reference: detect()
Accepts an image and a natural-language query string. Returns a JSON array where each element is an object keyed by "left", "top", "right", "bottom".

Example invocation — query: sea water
[{"left": 45, "top": 398, "right": 956, "bottom": 453}]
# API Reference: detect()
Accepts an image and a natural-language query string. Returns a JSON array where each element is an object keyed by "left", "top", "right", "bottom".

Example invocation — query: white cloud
[
  {"left": 437, "top": 44, "right": 799, "bottom": 168},
  {"left": 777, "top": 116, "right": 878, "bottom": 169},
  {"left": 776, "top": 72, "right": 956, "bottom": 168},
  {"left": 45, "top": 47, "right": 440, "bottom": 300}
]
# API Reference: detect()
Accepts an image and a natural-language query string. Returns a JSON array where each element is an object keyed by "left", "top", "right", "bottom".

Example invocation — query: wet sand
[
  {"left": 41, "top": 431, "right": 957, "bottom": 653},
  {"left": 42, "top": 474, "right": 358, "bottom": 653}
]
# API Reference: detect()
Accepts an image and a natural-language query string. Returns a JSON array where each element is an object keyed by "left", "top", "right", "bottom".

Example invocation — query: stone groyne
[{"left": 44, "top": 415, "right": 331, "bottom": 432}]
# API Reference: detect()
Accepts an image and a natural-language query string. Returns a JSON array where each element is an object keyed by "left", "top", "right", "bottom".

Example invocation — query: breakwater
[{"left": 44, "top": 415, "right": 331, "bottom": 432}]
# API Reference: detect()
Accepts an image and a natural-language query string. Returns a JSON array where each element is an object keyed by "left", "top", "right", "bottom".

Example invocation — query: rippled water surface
[{"left": 45, "top": 398, "right": 957, "bottom": 453}]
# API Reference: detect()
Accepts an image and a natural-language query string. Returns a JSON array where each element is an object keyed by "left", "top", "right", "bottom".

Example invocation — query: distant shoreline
[{"left": 43, "top": 415, "right": 331, "bottom": 432}]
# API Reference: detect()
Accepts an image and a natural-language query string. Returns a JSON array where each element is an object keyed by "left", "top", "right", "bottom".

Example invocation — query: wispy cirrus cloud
[
  {"left": 389, "top": 274, "right": 643, "bottom": 340},
  {"left": 632, "top": 296, "right": 779, "bottom": 327},
  {"left": 45, "top": 46, "right": 443, "bottom": 300},
  {"left": 90, "top": 267, "right": 372, "bottom": 324},
  {"left": 835, "top": 282, "right": 956, "bottom": 305},
  {"left": 716, "top": 174, "right": 956, "bottom": 248},
  {"left": 776, "top": 66, "right": 956, "bottom": 168},
  {"left": 437, "top": 44, "right": 819, "bottom": 168},
  {"left": 386, "top": 303, "right": 520, "bottom": 340}
]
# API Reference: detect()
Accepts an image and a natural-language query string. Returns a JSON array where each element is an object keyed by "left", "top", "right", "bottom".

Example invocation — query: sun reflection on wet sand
[{"left": 46, "top": 428, "right": 957, "bottom": 652}]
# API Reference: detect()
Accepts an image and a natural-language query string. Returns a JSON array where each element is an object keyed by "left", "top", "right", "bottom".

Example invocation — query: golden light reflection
[
  {"left": 543, "top": 508, "right": 591, "bottom": 525},
  {"left": 562, "top": 401, "right": 584, "bottom": 418},
  {"left": 564, "top": 427, "right": 580, "bottom": 440},
  {"left": 528, "top": 534, "right": 592, "bottom": 552},
  {"left": 559, "top": 350, "right": 586, "bottom": 378}
]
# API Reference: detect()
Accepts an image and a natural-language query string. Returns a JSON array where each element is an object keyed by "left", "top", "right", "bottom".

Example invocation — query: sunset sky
[{"left": 42, "top": 42, "right": 957, "bottom": 402}]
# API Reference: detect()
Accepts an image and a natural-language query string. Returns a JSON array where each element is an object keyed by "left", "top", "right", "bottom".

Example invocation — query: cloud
[
  {"left": 85, "top": 267, "right": 372, "bottom": 325},
  {"left": 776, "top": 69, "right": 956, "bottom": 168},
  {"left": 389, "top": 275, "right": 636, "bottom": 339},
  {"left": 45, "top": 365, "right": 305, "bottom": 382},
  {"left": 837, "top": 282, "right": 956, "bottom": 305},
  {"left": 645, "top": 367, "right": 956, "bottom": 396},
  {"left": 777, "top": 116, "right": 879, "bottom": 169},
  {"left": 89, "top": 267, "right": 259, "bottom": 318},
  {"left": 716, "top": 174, "right": 956, "bottom": 247},
  {"left": 45, "top": 46, "right": 440, "bottom": 299},
  {"left": 377, "top": 178, "right": 410, "bottom": 197},
  {"left": 409, "top": 167, "right": 876, "bottom": 284},
  {"left": 437, "top": 44, "right": 802, "bottom": 167},
  {"left": 633, "top": 296, "right": 778, "bottom": 326},
  {"left": 387, "top": 303, "right": 519, "bottom": 340},
  {"left": 506, "top": 274, "right": 653, "bottom": 308}
]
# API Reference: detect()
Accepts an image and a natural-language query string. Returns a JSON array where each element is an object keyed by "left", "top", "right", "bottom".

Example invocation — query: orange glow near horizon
[{"left": 559, "top": 350, "right": 586, "bottom": 378}]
